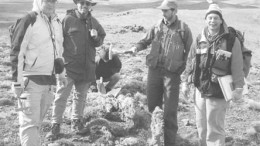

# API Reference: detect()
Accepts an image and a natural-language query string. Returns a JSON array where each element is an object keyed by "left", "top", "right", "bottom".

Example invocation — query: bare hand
[
  {"left": 232, "top": 88, "right": 243, "bottom": 103},
  {"left": 130, "top": 47, "right": 137, "bottom": 55}
]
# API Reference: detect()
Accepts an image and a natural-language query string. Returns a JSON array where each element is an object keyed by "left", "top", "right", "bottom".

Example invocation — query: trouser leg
[
  {"left": 163, "top": 70, "right": 180, "bottom": 146},
  {"left": 206, "top": 97, "right": 228, "bottom": 146},
  {"left": 51, "top": 77, "right": 74, "bottom": 124},
  {"left": 71, "top": 80, "right": 90, "bottom": 120},
  {"left": 19, "top": 80, "right": 50, "bottom": 146},
  {"left": 104, "top": 73, "right": 120, "bottom": 90},
  {"left": 194, "top": 89, "right": 207, "bottom": 146},
  {"left": 146, "top": 67, "right": 164, "bottom": 112},
  {"left": 40, "top": 86, "right": 54, "bottom": 121}
]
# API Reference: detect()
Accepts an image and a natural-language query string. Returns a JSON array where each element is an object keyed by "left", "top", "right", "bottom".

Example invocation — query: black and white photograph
[{"left": 0, "top": 0, "right": 259, "bottom": 145}]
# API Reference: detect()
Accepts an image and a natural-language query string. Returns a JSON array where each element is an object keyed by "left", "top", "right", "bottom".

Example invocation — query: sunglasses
[{"left": 79, "top": 1, "right": 91, "bottom": 6}]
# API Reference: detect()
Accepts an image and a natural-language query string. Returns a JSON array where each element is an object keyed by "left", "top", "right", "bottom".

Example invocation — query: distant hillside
[{"left": 0, "top": 0, "right": 259, "bottom": 8}]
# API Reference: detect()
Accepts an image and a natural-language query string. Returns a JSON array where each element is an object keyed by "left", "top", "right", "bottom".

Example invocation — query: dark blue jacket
[{"left": 63, "top": 9, "right": 106, "bottom": 81}]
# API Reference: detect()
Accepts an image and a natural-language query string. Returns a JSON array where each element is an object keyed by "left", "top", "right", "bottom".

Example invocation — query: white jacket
[{"left": 17, "top": 0, "right": 64, "bottom": 85}]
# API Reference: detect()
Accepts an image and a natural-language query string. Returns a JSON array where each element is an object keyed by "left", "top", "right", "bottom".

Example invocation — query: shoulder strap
[
  {"left": 226, "top": 27, "right": 236, "bottom": 52},
  {"left": 180, "top": 20, "right": 185, "bottom": 40},
  {"left": 196, "top": 34, "right": 202, "bottom": 48},
  {"left": 178, "top": 20, "right": 185, "bottom": 44}
]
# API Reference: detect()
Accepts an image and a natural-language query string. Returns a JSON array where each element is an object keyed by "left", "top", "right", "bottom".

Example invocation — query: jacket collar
[
  {"left": 66, "top": 9, "right": 92, "bottom": 20},
  {"left": 75, "top": 10, "right": 92, "bottom": 20},
  {"left": 163, "top": 16, "right": 178, "bottom": 27}
]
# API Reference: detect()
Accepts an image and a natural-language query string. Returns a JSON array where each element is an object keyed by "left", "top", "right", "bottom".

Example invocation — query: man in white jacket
[{"left": 10, "top": 0, "right": 67, "bottom": 145}]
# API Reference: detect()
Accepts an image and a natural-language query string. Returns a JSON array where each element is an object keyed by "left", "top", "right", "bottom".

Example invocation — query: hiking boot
[
  {"left": 45, "top": 123, "right": 60, "bottom": 141},
  {"left": 71, "top": 119, "right": 84, "bottom": 134}
]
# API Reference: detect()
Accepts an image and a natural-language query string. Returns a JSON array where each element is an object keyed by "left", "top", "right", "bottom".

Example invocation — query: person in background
[
  {"left": 46, "top": 0, "right": 106, "bottom": 141},
  {"left": 130, "top": 0, "right": 193, "bottom": 145},
  {"left": 90, "top": 47, "right": 122, "bottom": 93},
  {"left": 182, "top": 3, "right": 244, "bottom": 146},
  {"left": 10, "top": 0, "right": 67, "bottom": 145}
]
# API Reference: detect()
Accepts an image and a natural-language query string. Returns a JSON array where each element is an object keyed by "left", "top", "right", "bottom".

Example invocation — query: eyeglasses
[{"left": 79, "top": 1, "right": 91, "bottom": 6}]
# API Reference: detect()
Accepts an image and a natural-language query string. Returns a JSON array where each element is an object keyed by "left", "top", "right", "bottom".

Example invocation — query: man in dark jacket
[
  {"left": 90, "top": 47, "right": 122, "bottom": 93},
  {"left": 130, "top": 0, "right": 193, "bottom": 145},
  {"left": 46, "top": 0, "right": 106, "bottom": 141}
]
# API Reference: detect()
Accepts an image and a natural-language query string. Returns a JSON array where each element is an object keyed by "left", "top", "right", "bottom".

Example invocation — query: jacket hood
[
  {"left": 32, "top": 0, "right": 58, "bottom": 19},
  {"left": 32, "top": 0, "right": 42, "bottom": 12},
  {"left": 66, "top": 9, "right": 92, "bottom": 20}
]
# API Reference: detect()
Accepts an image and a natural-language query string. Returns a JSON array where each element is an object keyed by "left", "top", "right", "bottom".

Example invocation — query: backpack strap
[
  {"left": 226, "top": 27, "right": 236, "bottom": 52},
  {"left": 179, "top": 20, "right": 185, "bottom": 42}
]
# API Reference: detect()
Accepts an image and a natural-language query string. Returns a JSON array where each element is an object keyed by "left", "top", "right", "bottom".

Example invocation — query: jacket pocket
[
  {"left": 68, "top": 27, "right": 80, "bottom": 35},
  {"left": 165, "top": 45, "right": 185, "bottom": 73},
  {"left": 165, "top": 58, "right": 184, "bottom": 73},
  {"left": 146, "top": 54, "right": 158, "bottom": 68},
  {"left": 31, "top": 57, "right": 38, "bottom": 68}
]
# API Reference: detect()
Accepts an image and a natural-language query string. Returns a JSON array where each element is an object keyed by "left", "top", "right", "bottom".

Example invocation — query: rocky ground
[{"left": 0, "top": 0, "right": 260, "bottom": 146}]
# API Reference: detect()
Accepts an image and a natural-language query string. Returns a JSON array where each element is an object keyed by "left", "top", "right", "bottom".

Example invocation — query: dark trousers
[{"left": 147, "top": 67, "right": 181, "bottom": 146}]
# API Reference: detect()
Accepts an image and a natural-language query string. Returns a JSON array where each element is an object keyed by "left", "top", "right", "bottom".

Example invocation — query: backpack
[
  {"left": 9, "top": 12, "right": 37, "bottom": 45},
  {"left": 9, "top": 11, "right": 37, "bottom": 81},
  {"left": 227, "top": 27, "right": 252, "bottom": 77}
]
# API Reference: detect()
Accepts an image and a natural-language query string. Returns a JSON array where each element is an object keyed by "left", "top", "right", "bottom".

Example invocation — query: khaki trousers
[
  {"left": 51, "top": 77, "right": 90, "bottom": 124},
  {"left": 194, "top": 89, "right": 229, "bottom": 146},
  {"left": 19, "top": 79, "right": 54, "bottom": 146}
]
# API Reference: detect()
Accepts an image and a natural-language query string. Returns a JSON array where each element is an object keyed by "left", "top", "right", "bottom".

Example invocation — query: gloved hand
[
  {"left": 90, "top": 29, "right": 98, "bottom": 39},
  {"left": 232, "top": 88, "right": 243, "bottom": 103}
]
